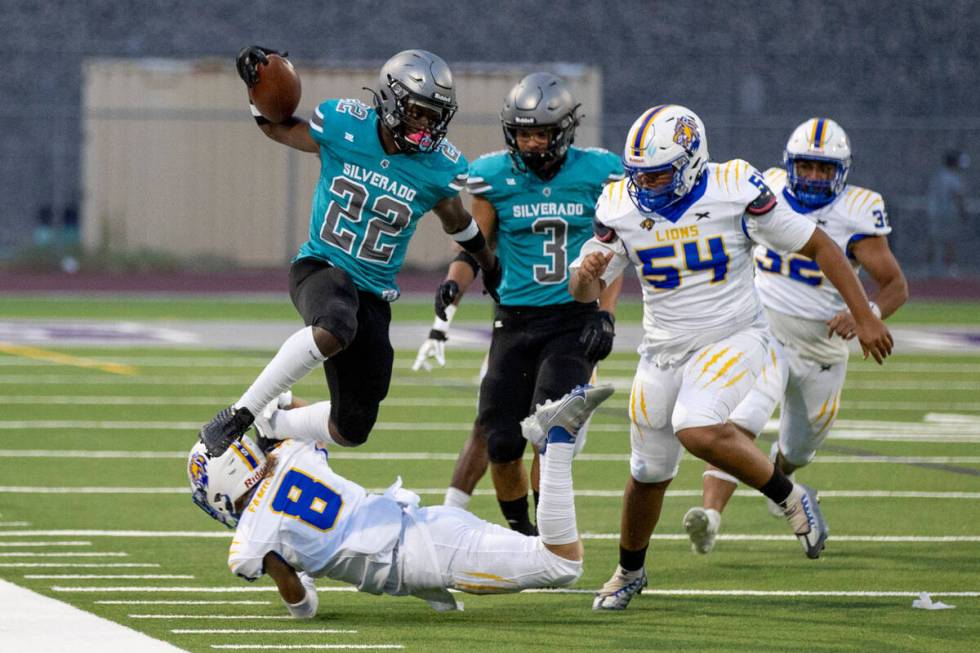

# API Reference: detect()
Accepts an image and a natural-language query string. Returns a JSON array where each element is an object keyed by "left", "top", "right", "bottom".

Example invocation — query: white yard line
[
  {"left": 0, "top": 563, "right": 158, "bottom": 568},
  {"left": 130, "top": 614, "right": 294, "bottom": 620},
  {"left": 210, "top": 646, "right": 402, "bottom": 651},
  {"left": 0, "top": 521, "right": 30, "bottom": 527},
  {"left": 0, "top": 541, "right": 91, "bottom": 547},
  {"left": 100, "top": 600, "right": 271, "bottom": 606},
  {"left": 172, "top": 629, "right": 356, "bottom": 634},
  {"left": 3, "top": 488, "right": 979, "bottom": 499},
  {"left": 24, "top": 574, "right": 193, "bottom": 580},
  {"left": 1, "top": 449, "right": 979, "bottom": 465},
  {"left": 0, "top": 579, "right": 187, "bottom": 652},
  {"left": 0, "top": 552, "right": 129, "bottom": 557}
]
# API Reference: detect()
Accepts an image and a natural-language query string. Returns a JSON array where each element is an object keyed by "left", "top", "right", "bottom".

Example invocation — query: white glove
[
  {"left": 412, "top": 305, "right": 456, "bottom": 372},
  {"left": 285, "top": 572, "right": 319, "bottom": 619}
]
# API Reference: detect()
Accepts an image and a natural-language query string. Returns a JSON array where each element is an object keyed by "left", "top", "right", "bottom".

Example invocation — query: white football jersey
[
  {"left": 229, "top": 439, "right": 403, "bottom": 594},
  {"left": 754, "top": 168, "right": 891, "bottom": 322},
  {"left": 573, "top": 160, "right": 815, "bottom": 365}
]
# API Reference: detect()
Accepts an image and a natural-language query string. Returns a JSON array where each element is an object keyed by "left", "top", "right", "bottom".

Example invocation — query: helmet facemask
[
  {"left": 503, "top": 111, "right": 578, "bottom": 180},
  {"left": 784, "top": 153, "right": 850, "bottom": 208},
  {"left": 375, "top": 76, "right": 456, "bottom": 154},
  {"left": 626, "top": 153, "right": 694, "bottom": 214}
]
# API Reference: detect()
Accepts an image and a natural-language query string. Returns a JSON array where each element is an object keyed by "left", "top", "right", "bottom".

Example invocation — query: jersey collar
[{"left": 653, "top": 172, "right": 708, "bottom": 223}]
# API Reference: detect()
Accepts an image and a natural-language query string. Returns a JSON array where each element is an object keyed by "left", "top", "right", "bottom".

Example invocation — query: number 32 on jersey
[{"left": 636, "top": 236, "right": 730, "bottom": 289}]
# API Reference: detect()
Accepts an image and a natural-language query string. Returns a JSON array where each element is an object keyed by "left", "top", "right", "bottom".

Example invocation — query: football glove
[
  {"left": 481, "top": 257, "right": 502, "bottom": 304},
  {"left": 435, "top": 280, "right": 460, "bottom": 321},
  {"left": 580, "top": 310, "right": 615, "bottom": 362},
  {"left": 236, "top": 45, "right": 288, "bottom": 87},
  {"left": 412, "top": 304, "right": 456, "bottom": 372}
]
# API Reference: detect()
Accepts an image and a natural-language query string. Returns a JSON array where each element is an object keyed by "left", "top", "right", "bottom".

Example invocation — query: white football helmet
[
  {"left": 783, "top": 118, "right": 852, "bottom": 207},
  {"left": 622, "top": 104, "right": 709, "bottom": 213},
  {"left": 188, "top": 435, "right": 267, "bottom": 529}
]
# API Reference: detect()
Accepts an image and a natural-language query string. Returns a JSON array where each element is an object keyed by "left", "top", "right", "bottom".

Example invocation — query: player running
[
  {"left": 570, "top": 105, "right": 893, "bottom": 611},
  {"left": 188, "top": 385, "right": 613, "bottom": 614},
  {"left": 683, "top": 118, "right": 909, "bottom": 555},
  {"left": 197, "top": 47, "right": 500, "bottom": 458},
  {"left": 411, "top": 73, "right": 623, "bottom": 534}
]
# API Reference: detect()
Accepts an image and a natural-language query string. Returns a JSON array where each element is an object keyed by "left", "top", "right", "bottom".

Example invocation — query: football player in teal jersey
[
  {"left": 198, "top": 47, "right": 501, "bottom": 458},
  {"left": 413, "top": 73, "right": 623, "bottom": 534}
]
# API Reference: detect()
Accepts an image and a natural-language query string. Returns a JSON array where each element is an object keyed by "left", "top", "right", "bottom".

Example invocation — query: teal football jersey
[
  {"left": 467, "top": 147, "right": 622, "bottom": 306},
  {"left": 298, "top": 99, "right": 468, "bottom": 301}
]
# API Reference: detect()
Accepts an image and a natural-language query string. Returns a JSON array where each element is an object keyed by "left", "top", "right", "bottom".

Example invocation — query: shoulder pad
[
  {"left": 593, "top": 217, "right": 617, "bottom": 243},
  {"left": 842, "top": 186, "right": 884, "bottom": 217},
  {"left": 746, "top": 187, "right": 777, "bottom": 215}
]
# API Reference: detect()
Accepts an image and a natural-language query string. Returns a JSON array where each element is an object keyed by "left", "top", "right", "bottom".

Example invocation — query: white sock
[
  {"left": 236, "top": 327, "right": 327, "bottom": 415},
  {"left": 268, "top": 401, "right": 335, "bottom": 445},
  {"left": 536, "top": 442, "right": 578, "bottom": 546},
  {"left": 443, "top": 487, "right": 471, "bottom": 509}
]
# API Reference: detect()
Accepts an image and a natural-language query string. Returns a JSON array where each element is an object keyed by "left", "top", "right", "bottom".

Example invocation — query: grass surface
[{"left": 0, "top": 298, "right": 978, "bottom": 652}]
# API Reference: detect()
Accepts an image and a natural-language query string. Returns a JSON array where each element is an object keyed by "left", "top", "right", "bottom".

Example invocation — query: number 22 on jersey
[
  {"left": 636, "top": 236, "right": 730, "bottom": 289},
  {"left": 271, "top": 469, "right": 344, "bottom": 531}
]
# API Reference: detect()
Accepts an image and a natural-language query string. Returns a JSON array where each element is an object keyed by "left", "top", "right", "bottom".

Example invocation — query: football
[{"left": 249, "top": 54, "right": 301, "bottom": 123}]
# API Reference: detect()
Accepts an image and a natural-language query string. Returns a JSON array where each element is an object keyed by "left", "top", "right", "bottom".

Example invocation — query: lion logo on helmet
[
  {"left": 673, "top": 116, "right": 700, "bottom": 152},
  {"left": 188, "top": 451, "right": 209, "bottom": 491}
]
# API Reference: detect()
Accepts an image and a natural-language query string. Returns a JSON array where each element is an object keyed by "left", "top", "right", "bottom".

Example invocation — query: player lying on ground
[{"left": 188, "top": 385, "right": 613, "bottom": 614}]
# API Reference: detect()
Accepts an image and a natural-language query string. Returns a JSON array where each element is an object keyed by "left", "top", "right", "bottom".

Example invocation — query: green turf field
[{"left": 1, "top": 297, "right": 979, "bottom": 652}]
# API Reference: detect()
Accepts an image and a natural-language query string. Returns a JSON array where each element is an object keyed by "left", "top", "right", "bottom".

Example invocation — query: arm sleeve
[{"left": 744, "top": 208, "right": 816, "bottom": 253}]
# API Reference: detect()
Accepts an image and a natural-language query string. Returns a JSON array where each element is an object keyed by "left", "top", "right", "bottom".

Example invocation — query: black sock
[
  {"left": 619, "top": 545, "right": 648, "bottom": 572},
  {"left": 532, "top": 489, "right": 540, "bottom": 511},
  {"left": 499, "top": 495, "right": 536, "bottom": 536},
  {"left": 760, "top": 467, "right": 794, "bottom": 505}
]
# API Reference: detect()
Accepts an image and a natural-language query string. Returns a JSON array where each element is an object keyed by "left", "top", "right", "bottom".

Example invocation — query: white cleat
[
  {"left": 683, "top": 507, "right": 721, "bottom": 554},
  {"left": 521, "top": 383, "right": 614, "bottom": 455},
  {"left": 592, "top": 565, "right": 647, "bottom": 611},
  {"left": 780, "top": 483, "right": 828, "bottom": 559}
]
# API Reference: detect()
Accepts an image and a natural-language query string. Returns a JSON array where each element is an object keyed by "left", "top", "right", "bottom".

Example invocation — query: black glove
[
  {"left": 235, "top": 45, "right": 288, "bottom": 87},
  {"left": 481, "top": 258, "right": 502, "bottom": 304},
  {"left": 580, "top": 310, "right": 615, "bottom": 362},
  {"left": 434, "top": 280, "right": 460, "bottom": 321}
]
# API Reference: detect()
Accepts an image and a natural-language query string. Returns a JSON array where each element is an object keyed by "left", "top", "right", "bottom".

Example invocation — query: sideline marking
[
  {"left": 0, "top": 342, "right": 136, "bottom": 376},
  {"left": 0, "top": 579, "right": 186, "bottom": 652}
]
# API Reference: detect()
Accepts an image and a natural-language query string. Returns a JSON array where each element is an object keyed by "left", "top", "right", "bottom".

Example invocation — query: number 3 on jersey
[
  {"left": 636, "top": 236, "right": 729, "bottom": 289},
  {"left": 271, "top": 469, "right": 344, "bottom": 531}
]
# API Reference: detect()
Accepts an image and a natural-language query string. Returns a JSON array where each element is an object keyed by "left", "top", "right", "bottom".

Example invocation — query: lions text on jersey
[
  {"left": 753, "top": 167, "right": 891, "bottom": 361},
  {"left": 574, "top": 160, "right": 816, "bottom": 365},
  {"left": 467, "top": 146, "right": 622, "bottom": 306},
  {"left": 298, "top": 99, "right": 468, "bottom": 301}
]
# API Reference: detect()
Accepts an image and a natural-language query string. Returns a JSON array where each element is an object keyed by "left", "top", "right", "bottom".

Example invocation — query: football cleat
[
  {"left": 592, "top": 566, "right": 647, "bottom": 611},
  {"left": 521, "top": 383, "right": 614, "bottom": 454},
  {"left": 781, "top": 483, "right": 828, "bottom": 559},
  {"left": 683, "top": 507, "right": 721, "bottom": 555},
  {"left": 198, "top": 405, "right": 255, "bottom": 457}
]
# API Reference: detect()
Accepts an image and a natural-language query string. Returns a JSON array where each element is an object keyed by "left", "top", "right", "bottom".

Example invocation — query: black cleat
[{"left": 198, "top": 406, "right": 255, "bottom": 457}]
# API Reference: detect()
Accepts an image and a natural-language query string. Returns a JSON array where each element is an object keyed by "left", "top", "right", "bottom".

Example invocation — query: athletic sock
[
  {"left": 499, "top": 495, "right": 536, "bottom": 536},
  {"left": 619, "top": 545, "right": 648, "bottom": 573},
  {"left": 536, "top": 438, "right": 577, "bottom": 546},
  {"left": 443, "top": 486, "right": 471, "bottom": 509},
  {"left": 235, "top": 327, "right": 327, "bottom": 415},
  {"left": 268, "top": 400, "right": 336, "bottom": 445},
  {"left": 759, "top": 467, "right": 794, "bottom": 505}
]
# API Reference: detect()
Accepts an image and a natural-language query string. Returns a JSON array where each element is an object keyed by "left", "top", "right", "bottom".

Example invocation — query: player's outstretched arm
[
  {"left": 826, "top": 236, "right": 909, "bottom": 340},
  {"left": 235, "top": 46, "right": 317, "bottom": 153},
  {"left": 796, "top": 228, "right": 894, "bottom": 363},
  {"left": 263, "top": 551, "right": 319, "bottom": 619}
]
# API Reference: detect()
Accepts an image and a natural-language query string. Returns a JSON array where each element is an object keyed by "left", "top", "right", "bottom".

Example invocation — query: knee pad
[
  {"left": 486, "top": 428, "right": 527, "bottom": 464},
  {"left": 629, "top": 452, "right": 678, "bottom": 484}
]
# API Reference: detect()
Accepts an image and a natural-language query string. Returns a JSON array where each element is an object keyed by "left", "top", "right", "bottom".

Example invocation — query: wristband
[
  {"left": 869, "top": 302, "right": 882, "bottom": 319},
  {"left": 285, "top": 587, "right": 318, "bottom": 619},
  {"left": 250, "top": 103, "right": 270, "bottom": 125},
  {"left": 432, "top": 304, "right": 457, "bottom": 332},
  {"left": 453, "top": 220, "right": 487, "bottom": 253}
]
